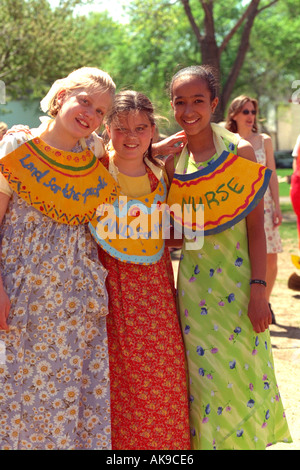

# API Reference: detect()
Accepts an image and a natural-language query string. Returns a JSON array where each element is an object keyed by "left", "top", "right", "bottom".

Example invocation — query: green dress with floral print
[{"left": 176, "top": 135, "right": 292, "bottom": 450}]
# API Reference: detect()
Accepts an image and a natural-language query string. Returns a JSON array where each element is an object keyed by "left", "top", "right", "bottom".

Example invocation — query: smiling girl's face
[
  {"left": 56, "top": 88, "right": 112, "bottom": 142},
  {"left": 107, "top": 110, "right": 155, "bottom": 164},
  {"left": 171, "top": 75, "right": 218, "bottom": 137}
]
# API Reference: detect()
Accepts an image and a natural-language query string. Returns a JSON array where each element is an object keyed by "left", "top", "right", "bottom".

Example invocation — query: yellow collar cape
[
  {"left": 89, "top": 154, "right": 167, "bottom": 265},
  {"left": 167, "top": 124, "right": 272, "bottom": 237},
  {"left": 0, "top": 137, "right": 119, "bottom": 224}
]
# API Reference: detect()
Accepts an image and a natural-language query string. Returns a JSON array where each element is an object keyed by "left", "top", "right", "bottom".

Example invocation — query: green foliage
[
  {"left": 279, "top": 220, "right": 298, "bottom": 244},
  {"left": 0, "top": 0, "right": 95, "bottom": 99},
  {"left": 230, "top": 0, "right": 300, "bottom": 106},
  {"left": 1, "top": 0, "right": 299, "bottom": 131},
  {"left": 92, "top": 0, "right": 300, "bottom": 126}
]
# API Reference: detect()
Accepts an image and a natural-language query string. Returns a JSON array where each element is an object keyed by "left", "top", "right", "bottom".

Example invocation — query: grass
[
  {"left": 279, "top": 221, "right": 298, "bottom": 248},
  {"left": 275, "top": 169, "right": 298, "bottom": 245}
]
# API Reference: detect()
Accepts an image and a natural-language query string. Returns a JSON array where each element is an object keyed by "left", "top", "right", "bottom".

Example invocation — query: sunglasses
[{"left": 242, "top": 109, "right": 256, "bottom": 115}]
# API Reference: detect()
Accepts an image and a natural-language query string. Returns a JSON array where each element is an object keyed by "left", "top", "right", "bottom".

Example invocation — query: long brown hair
[
  {"left": 225, "top": 95, "right": 258, "bottom": 133},
  {"left": 104, "top": 90, "right": 162, "bottom": 168}
]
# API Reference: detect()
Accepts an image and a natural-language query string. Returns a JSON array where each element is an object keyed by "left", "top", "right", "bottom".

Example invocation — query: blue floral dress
[{"left": 0, "top": 132, "right": 111, "bottom": 450}]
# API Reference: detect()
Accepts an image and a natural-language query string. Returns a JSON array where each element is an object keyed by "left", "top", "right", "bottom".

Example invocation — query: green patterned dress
[{"left": 176, "top": 137, "right": 292, "bottom": 450}]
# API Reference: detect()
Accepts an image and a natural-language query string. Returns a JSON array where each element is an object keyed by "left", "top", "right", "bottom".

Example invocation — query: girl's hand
[
  {"left": 272, "top": 206, "right": 282, "bottom": 228},
  {"left": 152, "top": 131, "right": 186, "bottom": 157},
  {"left": 0, "top": 287, "right": 10, "bottom": 331},
  {"left": 247, "top": 286, "right": 272, "bottom": 333}
]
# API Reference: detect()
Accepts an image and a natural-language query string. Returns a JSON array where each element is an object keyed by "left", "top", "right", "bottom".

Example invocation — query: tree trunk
[
  {"left": 180, "top": 0, "right": 278, "bottom": 122},
  {"left": 218, "top": 0, "right": 261, "bottom": 120}
]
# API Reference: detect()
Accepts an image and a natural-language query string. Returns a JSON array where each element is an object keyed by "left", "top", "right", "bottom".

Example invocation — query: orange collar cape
[
  {"left": 0, "top": 137, "right": 119, "bottom": 225},
  {"left": 89, "top": 152, "right": 167, "bottom": 265},
  {"left": 167, "top": 123, "right": 272, "bottom": 237}
]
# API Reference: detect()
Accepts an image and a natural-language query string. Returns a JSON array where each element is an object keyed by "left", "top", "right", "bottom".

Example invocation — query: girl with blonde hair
[{"left": 0, "top": 67, "right": 116, "bottom": 450}]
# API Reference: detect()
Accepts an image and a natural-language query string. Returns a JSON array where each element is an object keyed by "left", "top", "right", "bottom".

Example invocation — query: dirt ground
[{"left": 170, "top": 210, "right": 300, "bottom": 451}]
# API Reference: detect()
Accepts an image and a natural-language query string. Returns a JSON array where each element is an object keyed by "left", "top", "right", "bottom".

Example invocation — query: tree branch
[
  {"left": 180, "top": 0, "right": 203, "bottom": 45},
  {"left": 219, "top": 0, "right": 278, "bottom": 54},
  {"left": 258, "top": 0, "right": 278, "bottom": 14},
  {"left": 200, "top": 0, "right": 215, "bottom": 40},
  {"left": 219, "top": 2, "right": 254, "bottom": 54},
  {"left": 221, "top": 1, "right": 260, "bottom": 111}
]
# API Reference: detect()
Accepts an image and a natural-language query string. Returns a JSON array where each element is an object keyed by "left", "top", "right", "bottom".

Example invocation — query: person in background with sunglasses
[{"left": 225, "top": 95, "right": 282, "bottom": 324}]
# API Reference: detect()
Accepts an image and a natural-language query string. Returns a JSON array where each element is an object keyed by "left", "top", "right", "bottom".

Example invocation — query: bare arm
[
  {"left": 246, "top": 201, "right": 272, "bottom": 333},
  {"left": 237, "top": 139, "right": 272, "bottom": 333},
  {"left": 0, "top": 193, "right": 11, "bottom": 330},
  {"left": 263, "top": 134, "right": 282, "bottom": 227},
  {"left": 293, "top": 156, "right": 297, "bottom": 173},
  {"left": 237, "top": 138, "right": 257, "bottom": 162},
  {"left": 165, "top": 154, "right": 176, "bottom": 184},
  {"left": 163, "top": 154, "right": 183, "bottom": 248}
]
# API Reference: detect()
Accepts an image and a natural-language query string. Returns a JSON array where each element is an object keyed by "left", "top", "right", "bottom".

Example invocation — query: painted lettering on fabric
[
  {"left": 19, "top": 154, "right": 108, "bottom": 204},
  {"left": 180, "top": 178, "right": 244, "bottom": 211}
]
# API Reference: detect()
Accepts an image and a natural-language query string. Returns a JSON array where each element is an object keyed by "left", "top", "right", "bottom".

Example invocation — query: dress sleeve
[
  {"left": 0, "top": 131, "right": 32, "bottom": 196},
  {"left": 90, "top": 133, "right": 105, "bottom": 158}
]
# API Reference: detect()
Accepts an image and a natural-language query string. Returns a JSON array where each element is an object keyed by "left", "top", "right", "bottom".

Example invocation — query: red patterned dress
[{"left": 98, "top": 157, "right": 190, "bottom": 450}]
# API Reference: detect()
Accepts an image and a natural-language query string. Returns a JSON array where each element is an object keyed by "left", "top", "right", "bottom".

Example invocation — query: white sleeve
[
  {"left": 0, "top": 131, "right": 31, "bottom": 157},
  {"left": 292, "top": 135, "right": 300, "bottom": 157},
  {"left": 0, "top": 131, "right": 33, "bottom": 196},
  {"left": 90, "top": 133, "right": 105, "bottom": 158}
]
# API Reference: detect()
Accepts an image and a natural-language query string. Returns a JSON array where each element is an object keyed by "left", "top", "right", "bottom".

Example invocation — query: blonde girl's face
[
  {"left": 57, "top": 87, "right": 112, "bottom": 139},
  {"left": 107, "top": 111, "right": 155, "bottom": 162},
  {"left": 171, "top": 76, "right": 218, "bottom": 136},
  {"left": 233, "top": 101, "right": 257, "bottom": 131}
]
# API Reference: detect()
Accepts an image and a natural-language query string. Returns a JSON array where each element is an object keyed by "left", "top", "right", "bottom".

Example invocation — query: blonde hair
[
  {"left": 0, "top": 121, "right": 8, "bottom": 134},
  {"left": 40, "top": 67, "right": 116, "bottom": 118},
  {"left": 225, "top": 95, "right": 258, "bottom": 133}
]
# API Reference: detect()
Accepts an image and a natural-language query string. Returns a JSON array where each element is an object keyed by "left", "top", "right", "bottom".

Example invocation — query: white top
[{"left": 292, "top": 134, "right": 300, "bottom": 157}]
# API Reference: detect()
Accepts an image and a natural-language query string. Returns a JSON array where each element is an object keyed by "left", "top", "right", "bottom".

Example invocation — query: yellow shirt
[{"left": 117, "top": 172, "right": 151, "bottom": 198}]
